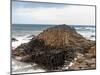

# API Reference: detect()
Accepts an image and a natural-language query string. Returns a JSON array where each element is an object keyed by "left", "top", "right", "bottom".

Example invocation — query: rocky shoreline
[{"left": 12, "top": 24, "right": 96, "bottom": 71}]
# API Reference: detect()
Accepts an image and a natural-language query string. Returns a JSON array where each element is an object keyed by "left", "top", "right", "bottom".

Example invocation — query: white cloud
[{"left": 13, "top": 5, "right": 95, "bottom": 25}]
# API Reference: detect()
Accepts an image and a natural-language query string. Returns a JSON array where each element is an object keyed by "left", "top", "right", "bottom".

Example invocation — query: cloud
[{"left": 12, "top": 3, "right": 95, "bottom": 25}]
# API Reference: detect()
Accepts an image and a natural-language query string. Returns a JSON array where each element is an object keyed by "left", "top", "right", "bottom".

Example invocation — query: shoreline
[{"left": 11, "top": 25, "right": 96, "bottom": 74}]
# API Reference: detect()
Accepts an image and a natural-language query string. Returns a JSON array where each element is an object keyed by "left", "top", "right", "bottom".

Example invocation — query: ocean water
[
  {"left": 12, "top": 24, "right": 55, "bottom": 37},
  {"left": 11, "top": 24, "right": 96, "bottom": 74},
  {"left": 12, "top": 24, "right": 95, "bottom": 40}
]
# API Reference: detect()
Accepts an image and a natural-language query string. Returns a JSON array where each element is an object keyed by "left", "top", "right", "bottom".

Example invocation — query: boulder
[
  {"left": 69, "top": 55, "right": 96, "bottom": 70},
  {"left": 32, "top": 47, "right": 76, "bottom": 70},
  {"left": 91, "top": 35, "right": 95, "bottom": 37},
  {"left": 13, "top": 24, "right": 95, "bottom": 70},
  {"left": 85, "top": 45, "right": 96, "bottom": 58},
  {"left": 69, "top": 45, "right": 96, "bottom": 70},
  {"left": 12, "top": 43, "right": 28, "bottom": 57},
  {"left": 12, "top": 37, "right": 18, "bottom": 41},
  {"left": 37, "top": 24, "right": 93, "bottom": 53}
]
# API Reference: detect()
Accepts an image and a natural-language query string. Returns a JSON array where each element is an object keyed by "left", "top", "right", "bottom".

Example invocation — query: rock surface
[
  {"left": 12, "top": 37, "right": 18, "bottom": 41},
  {"left": 37, "top": 25, "right": 94, "bottom": 54},
  {"left": 69, "top": 45, "right": 96, "bottom": 70},
  {"left": 12, "top": 24, "right": 96, "bottom": 70}
]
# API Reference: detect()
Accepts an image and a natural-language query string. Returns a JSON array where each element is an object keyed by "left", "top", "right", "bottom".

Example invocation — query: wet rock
[
  {"left": 33, "top": 47, "right": 76, "bottom": 70},
  {"left": 12, "top": 37, "right": 18, "bottom": 42},
  {"left": 12, "top": 43, "right": 28, "bottom": 57},
  {"left": 34, "top": 51, "right": 65, "bottom": 70},
  {"left": 91, "top": 35, "right": 95, "bottom": 37},
  {"left": 13, "top": 24, "right": 95, "bottom": 70}
]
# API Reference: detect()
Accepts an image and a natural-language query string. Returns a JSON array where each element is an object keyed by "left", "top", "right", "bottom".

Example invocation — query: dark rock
[
  {"left": 12, "top": 37, "right": 18, "bottom": 41},
  {"left": 13, "top": 24, "right": 95, "bottom": 70},
  {"left": 33, "top": 47, "right": 76, "bottom": 70},
  {"left": 34, "top": 50, "right": 65, "bottom": 70},
  {"left": 12, "top": 43, "right": 27, "bottom": 57},
  {"left": 91, "top": 35, "right": 95, "bottom": 37}
]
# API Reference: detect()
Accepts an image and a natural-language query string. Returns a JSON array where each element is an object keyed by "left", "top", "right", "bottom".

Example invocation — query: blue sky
[{"left": 12, "top": 0, "right": 95, "bottom": 25}]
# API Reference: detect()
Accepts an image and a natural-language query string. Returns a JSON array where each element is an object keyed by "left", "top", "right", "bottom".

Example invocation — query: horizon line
[{"left": 12, "top": 24, "right": 95, "bottom": 26}]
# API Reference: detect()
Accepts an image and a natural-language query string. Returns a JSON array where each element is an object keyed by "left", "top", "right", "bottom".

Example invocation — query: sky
[{"left": 12, "top": 0, "right": 95, "bottom": 25}]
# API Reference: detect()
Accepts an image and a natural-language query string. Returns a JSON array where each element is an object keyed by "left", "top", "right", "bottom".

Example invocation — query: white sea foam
[
  {"left": 12, "top": 35, "right": 46, "bottom": 74},
  {"left": 12, "top": 35, "right": 31, "bottom": 49},
  {"left": 12, "top": 59, "right": 45, "bottom": 74},
  {"left": 77, "top": 31, "right": 95, "bottom": 41}
]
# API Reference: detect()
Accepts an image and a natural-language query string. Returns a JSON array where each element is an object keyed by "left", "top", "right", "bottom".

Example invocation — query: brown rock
[
  {"left": 69, "top": 54, "right": 96, "bottom": 70},
  {"left": 85, "top": 45, "right": 96, "bottom": 58},
  {"left": 37, "top": 25, "right": 92, "bottom": 51},
  {"left": 13, "top": 24, "right": 95, "bottom": 70}
]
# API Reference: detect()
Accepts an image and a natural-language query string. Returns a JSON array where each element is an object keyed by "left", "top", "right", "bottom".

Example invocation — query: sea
[{"left": 11, "top": 24, "right": 96, "bottom": 74}]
